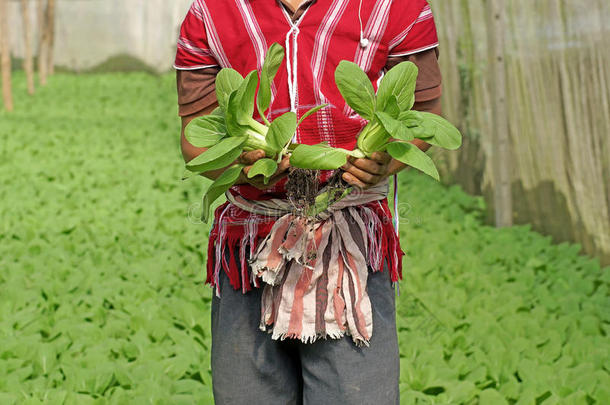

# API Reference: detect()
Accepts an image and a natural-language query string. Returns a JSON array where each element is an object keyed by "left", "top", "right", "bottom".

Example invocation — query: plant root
[
  {"left": 286, "top": 168, "right": 353, "bottom": 219},
  {"left": 286, "top": 168, "right": 320, "bottom": 215}
]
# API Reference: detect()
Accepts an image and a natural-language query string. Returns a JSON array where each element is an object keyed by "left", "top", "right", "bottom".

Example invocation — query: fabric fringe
[
  {"left": 249, "top": 211, "right": 374, "bottom": 346},
  {"left": 205, "top": 200, "right": 404, "bottom": 300},
  {"left": 261, "top": 327, "right": 368, "bottom": 347}
]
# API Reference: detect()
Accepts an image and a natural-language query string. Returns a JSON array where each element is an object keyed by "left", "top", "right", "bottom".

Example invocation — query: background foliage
[{"left": 0, "top": 73, "right": 608, "bottom": 404}]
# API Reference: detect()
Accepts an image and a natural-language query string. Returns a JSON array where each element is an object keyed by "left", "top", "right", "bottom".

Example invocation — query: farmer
[{"left": 175, "top": 0, "right": 442, "bottom": 403}]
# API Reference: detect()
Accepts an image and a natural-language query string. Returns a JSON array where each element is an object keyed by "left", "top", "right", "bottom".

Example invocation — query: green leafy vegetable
[
  {"left": 289, "top": 144, "right": 354, "bottom": 170},
  {"left": 183, "top": 43, "right": 327, "bottom": 222},
  {"left": 201, "top": 164, "right": 245, "bottom": 222},
  {"left": 298, "top": 104, "right": 328, "bottom": 126},
  {"left": 292, "top": 60, "right": 462, "bottom": 174},
  {"left": 257, "top": 43, "right": 285, "bottom": 125},
  {"left": 386, "top": 142, "right": 439, "bottom": 181},
  {"left": 290, "top": 60, "right": 462, "bottom": 217},
  {"left": 334, "top": 60, "right": 376, "bottom": 120},
  {"left": 266, "top": 112, "right": 297, "bottom": 154},
  {"left": 247, "top": 159, "right": 278, "bottom": 184},
  {"left": 376, "top": 111, "right": 412, "bottom": 142},
  {"left": 376, "top": 61, "right": 418, "bottom": 111},
  {"left": 184, "top": 115, "right": 226, "bottom": 148},
  {"left": 232, "top": 71, "right": 259, "bottom": 126},
  {"left": 215, "top": 68, "right": 244, "bottom": 110},
  {"left": 416, "top": 111, "right": 462, "bottom": 150},
  {"left": 185, "top": 136, "right": 247, "bottom": 173}
]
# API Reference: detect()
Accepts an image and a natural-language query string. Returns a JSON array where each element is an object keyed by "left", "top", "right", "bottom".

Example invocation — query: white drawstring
[
  {"left": 358, "top": 0, "right": 369, "bottom": 48},
  {"left": 285, "top": 25, "right": 300, "bottom": 115},
  {"left": 285, "top": 1, "right": 365, "bottom": 117}
]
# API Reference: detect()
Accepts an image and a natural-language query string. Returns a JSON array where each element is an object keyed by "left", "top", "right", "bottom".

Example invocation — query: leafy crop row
[
  {"left": 0, "top": 73, "right": 607, "bottom": 404},
  {"left": 394, "top": 174, "right": 609, "bottom": 404}
]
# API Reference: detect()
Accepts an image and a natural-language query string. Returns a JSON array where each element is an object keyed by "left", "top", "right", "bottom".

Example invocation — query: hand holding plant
[
  {"left": 340, "top": 151, "right": 393, "bottom": 190},
  {"left": 237, "top": 149, "right": 291, "bottom": 190},
  {"left": 289, "top": 60, "right": 463, "bottom": 217}
]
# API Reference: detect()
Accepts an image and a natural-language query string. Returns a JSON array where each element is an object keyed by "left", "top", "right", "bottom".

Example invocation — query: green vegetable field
[{"left": 1, "top": 73, "right": 608, "bottom": 404}]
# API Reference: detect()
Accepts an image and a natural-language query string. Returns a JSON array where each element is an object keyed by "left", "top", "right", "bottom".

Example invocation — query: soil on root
[
  {"left": 324, "top": 169, "right": 351, "bottom": 201},
  {"left": 286, "top": 168, "right": 351, "bottom": 217},
  {"left": 286, "top": 168, "right": 319, "bottom": 214}
]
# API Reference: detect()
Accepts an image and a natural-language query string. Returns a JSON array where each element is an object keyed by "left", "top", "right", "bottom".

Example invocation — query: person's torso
[{"left": 197, "top": 0, "right": 420, "bottom": 198}]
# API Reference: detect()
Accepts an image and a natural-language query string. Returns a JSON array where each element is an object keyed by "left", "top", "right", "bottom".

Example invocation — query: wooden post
[
  {"left": 21, "top": 0, "right": 35, "bottom": 94},
  {"left": 46, "top": 0, "right": 55, "bottom": 75},
  {"left": 0, "top": 0, "right": 13, "bottom": 111},
  {"left": 488, "top": 0, "right": 512, "bottom": 227},
  {"left": 37, "top": 0, "right": 47, "bottom": 85}
]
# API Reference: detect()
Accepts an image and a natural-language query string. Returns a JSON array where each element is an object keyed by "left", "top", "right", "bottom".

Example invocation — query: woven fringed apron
[{"left": 225, "top": 180, "right": 390, "bottom": 347}]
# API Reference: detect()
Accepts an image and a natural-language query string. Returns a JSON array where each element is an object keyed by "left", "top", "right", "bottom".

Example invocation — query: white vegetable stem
[{"left": 242, "top": 119, "right": 275, "bottom": 156}]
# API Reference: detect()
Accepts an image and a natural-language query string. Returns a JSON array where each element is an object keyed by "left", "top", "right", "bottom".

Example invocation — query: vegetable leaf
[
  {"left": 416, "top": 112, "right": 463, "bottom": 150},
  {"left": 334, "top": 61, "right": 376, "bottom": 120},
  {"left": 225, "top": 91, "right": 247, "bottom": 136},
  {"left": 181, "top": 169, "right": 199, "bottom": 180},
  {"left": 398, "top": 110, "right": 424, "bottom": 128},
  {"left": 201, "top": 164, "right": 244, "bottom": 222},
  {"left": 233, "top": 71, "right": 259, "bottom": 125},
  {"left": 215, "top": 69, "right": 244, "bottom": 111},
  {"left": 297, "top": 104, "right": 328, "bottom": 127},
  {"left": 356, "top": 120, "right": 390, "bottom": 155},
  {"left": 290, "top": 143, "right": 351, "bottom": 170},
  {"left": 210, "top": 107, "right": 224, "bottom": 117},
  {"left": 257, "top": 43, "right": 285, "bottom": 123},
  {"left": 185, "top": 136, "right": 247, "bottom": 173},
  {"left": 266, "top": 112, "right": 297, "bottom": 153},
  {"left": 377, "top": 61, "right": 418, "bottom": 112},
  {"left": 376, "top": 111, "right": 413, "bottom": 142},
  {"left": 386, "top": 141, "right": 440, "bottom": 181},
  {"left": 247, "top": 158, "right": 278, "bottom": 184},
  {"left": 184, "top": 115, "right": 226, "bottom": 147},
  {"left": 384, "top": 94, "right": 401, "bottom": 119}
]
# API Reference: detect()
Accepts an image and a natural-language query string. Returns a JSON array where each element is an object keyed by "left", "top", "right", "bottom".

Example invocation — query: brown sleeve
[
  {"left": 385, "top": 47, "right": 442, "bottom": 103},
  {"left": 176, "top": 67, "right": 220, "bottom": 117}
]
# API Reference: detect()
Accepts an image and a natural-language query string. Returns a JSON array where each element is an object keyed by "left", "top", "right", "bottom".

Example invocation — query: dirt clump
[
  {"left": 286, "top": 168, "right": 319, "bottom": 214},
  {"left": 286, "top": 168, "right": 351, "bottom": 218}
]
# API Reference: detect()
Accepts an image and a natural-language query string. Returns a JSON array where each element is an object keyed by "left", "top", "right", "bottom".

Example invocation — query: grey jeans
[{"left": 210, "top": 249, "right": 400, "bottom": 405}]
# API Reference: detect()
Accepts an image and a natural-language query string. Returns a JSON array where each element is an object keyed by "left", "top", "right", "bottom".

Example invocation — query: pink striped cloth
[{"left": 226, "top": 180, "right": 391, "bottom": 347}]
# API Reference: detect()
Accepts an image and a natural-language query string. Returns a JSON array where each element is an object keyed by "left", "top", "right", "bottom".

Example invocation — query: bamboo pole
[
  {"left": 46, "top": 0, "right": 55, "bottom": 75},
  {"left": 0, "top": 0, "right": 13, "bottom": 111},
  {"left": 21, "top": 0, "right": 35, "bottom": 94},
  {"left": 37, "top": 0, "right": 47, "bottom": 85},
  {"left": 488, "top": 0, "right": 512, "bottom": 227}
]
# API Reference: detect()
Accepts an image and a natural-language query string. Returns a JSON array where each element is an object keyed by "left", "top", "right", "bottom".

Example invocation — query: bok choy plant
[
  {"left": 289, "top": 60, "right": 462, "bottom": 217},
  {"left": 183, "top": 43, "right": 326, "bottom": 222}
]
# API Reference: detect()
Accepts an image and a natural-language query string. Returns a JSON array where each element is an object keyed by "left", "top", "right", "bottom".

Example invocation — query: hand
[
  {"left": 237, "top": 149, "right": 291, "bottom": 190},
  {"left": 340, "top": 151, "right": 392, "bottom": 189}
]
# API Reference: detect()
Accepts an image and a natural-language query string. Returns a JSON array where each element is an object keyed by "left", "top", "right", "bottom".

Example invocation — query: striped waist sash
[{"left": 226, "top": 180, "right": 390, "bottom": 346}]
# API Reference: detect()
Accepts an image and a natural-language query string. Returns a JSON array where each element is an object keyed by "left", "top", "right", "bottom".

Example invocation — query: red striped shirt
[{"left": 175, "top": 0, "right": 439, "bottom": 292}]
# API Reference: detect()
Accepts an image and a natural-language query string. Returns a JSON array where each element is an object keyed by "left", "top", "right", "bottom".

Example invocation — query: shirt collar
[{"left": 277, "top": 0, "right": 317, "bottom": 13}]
